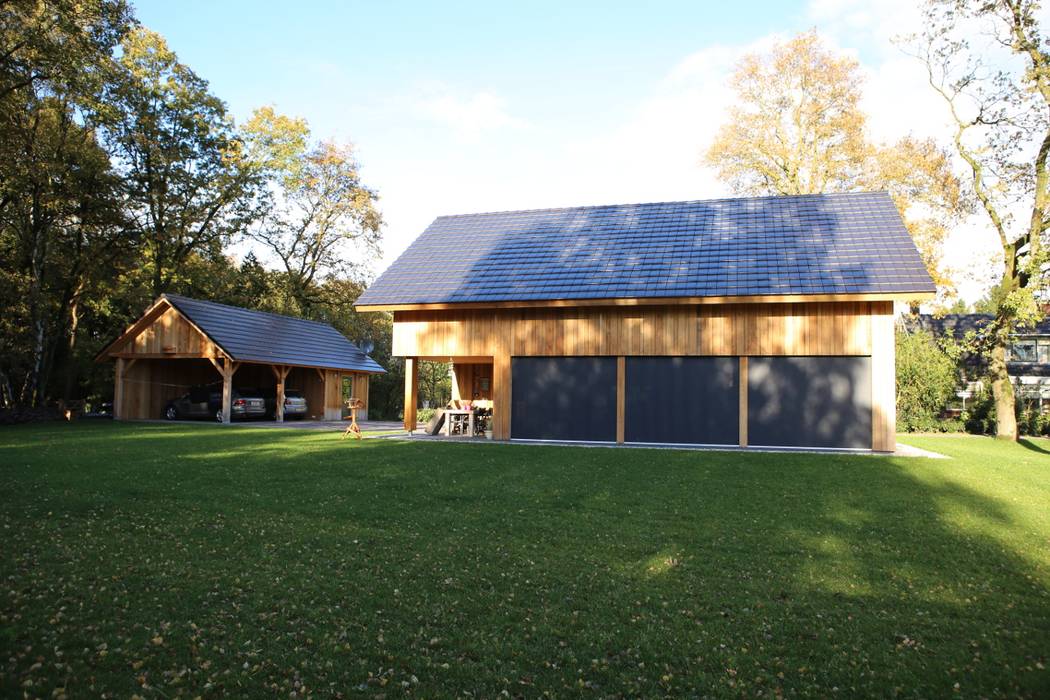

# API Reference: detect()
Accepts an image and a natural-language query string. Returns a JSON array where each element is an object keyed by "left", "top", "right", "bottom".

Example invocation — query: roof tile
[
  {"left": 357, "top": 191, "right": 935, "bottom": 306},
  {"left": 164, "top": 295, "right": 385, "bottom": 373}
]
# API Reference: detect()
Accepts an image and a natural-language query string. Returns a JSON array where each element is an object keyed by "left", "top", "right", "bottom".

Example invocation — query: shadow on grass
[
  {"left": 1020, "top": 437, "right": 1050, "bottom": 456},
  {"left": 1, "top": 421, "right": 1048, "bottom": 697}
]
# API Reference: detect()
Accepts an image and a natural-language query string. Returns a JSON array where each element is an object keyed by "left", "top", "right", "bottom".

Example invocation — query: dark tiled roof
[
  {"left": 164, "top": 294, "right": 384, "bottom": 373},
  {"left": 357, "top": 191, "right": 935, "bottom": 306},
  {"left": 906, "top": 314, "right": 1050, "bottom": 337}
]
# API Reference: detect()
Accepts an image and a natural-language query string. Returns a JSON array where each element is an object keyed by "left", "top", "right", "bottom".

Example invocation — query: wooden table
[{"left": 443, "top": 409, "right": 474, "bottom": 436}]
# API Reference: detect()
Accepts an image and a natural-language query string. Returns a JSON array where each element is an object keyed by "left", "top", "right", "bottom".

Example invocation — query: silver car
[{"left": 264, "top": 389, "right": 308, "bottom": 419}]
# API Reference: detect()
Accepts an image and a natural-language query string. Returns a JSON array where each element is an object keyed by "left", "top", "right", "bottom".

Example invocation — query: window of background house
[
  {"left": 1038, "top": 339, "right": 1050, "bottom": 364},
  {"left": 1011, "top": 340, "right": 1037, "bottom": 362}
]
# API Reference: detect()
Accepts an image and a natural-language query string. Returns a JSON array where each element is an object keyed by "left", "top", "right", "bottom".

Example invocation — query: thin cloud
[{"left": 415, "top": 89, "right": 528, "bottom": 140}]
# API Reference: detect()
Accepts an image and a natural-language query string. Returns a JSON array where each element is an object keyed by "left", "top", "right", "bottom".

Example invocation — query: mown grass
[{"left": 1, "top": 422, "right": 1048, "bottom": 698}]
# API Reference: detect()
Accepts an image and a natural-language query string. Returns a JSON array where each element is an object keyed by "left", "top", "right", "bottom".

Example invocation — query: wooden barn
[
  {"left": 355, "top": 191, "right": 935, "bottom": 452},
  {"left": 96, "top": 294, "right": 384, "bottom": 423}
]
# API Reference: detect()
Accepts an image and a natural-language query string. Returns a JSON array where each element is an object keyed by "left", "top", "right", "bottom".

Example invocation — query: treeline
[{"left": 0, "top": 1, "right": 404, "bottom": 418}]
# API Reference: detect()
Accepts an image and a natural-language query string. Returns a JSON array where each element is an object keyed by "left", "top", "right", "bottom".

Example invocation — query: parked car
[
  {"left": 261, "top": 388, "right": 308, "bottom": 420},
  {"left": 163, "top": 386, "right": 267, "bottom": 422}
]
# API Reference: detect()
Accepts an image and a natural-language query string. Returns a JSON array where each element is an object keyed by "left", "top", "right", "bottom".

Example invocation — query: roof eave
[{"left": 355, "top": 290, "right": 937, "bottom": 313}]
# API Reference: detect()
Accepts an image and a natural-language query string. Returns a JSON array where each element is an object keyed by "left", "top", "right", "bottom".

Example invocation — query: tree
[
  {"left": 706, "top": 31, "right": 869, "bottom": 195},
  {"left": 418, "top": 361, "right": 451, "bottom": 410},
  {"left": 896, "top": 328, "right": 960, "bottom": 430},
  {"left": 705, "top": 31, "right": 965, "bottom": 288},
  {"left": 102, "top": 28, "right": 257, "bottom": 299},
  {"left": 243, "top": 107, "right": 382, "bottom": 314},
  {"left": 0, "top": 1, "right": 135, "bottom": 409},
  {"left": 0, "top": 97, "right": 128, "bottom": 407},
  {"left": 0, "top": 0, "right": 132, "bottom": 101},
  {"left": 910, "top": 0, "right": 1050, "bottom": 441}
]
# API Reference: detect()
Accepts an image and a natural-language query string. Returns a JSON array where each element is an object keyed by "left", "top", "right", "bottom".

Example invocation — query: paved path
[
  {"left": 388, "top": 432, "right": 949, "bottom": 457},
  {"left": 136, "top": 419, "right": 950, "bottom": 457}
]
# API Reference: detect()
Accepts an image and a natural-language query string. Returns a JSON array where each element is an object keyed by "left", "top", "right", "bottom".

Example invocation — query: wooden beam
[
  {"left": 616, "top": 356, "right": 625, "bottom": 444},
  {"left": 417, "top": 355, "right": 494, "bottom": 364},
  {"left": 404, "top": 357, "right": 418, "bottom": 432},
  {"left": 357, "top": 291, "right": 935, "bottom": 313},
  {"left": 739, "top": 356, "right": 748, "bottom": 448},
  {"left": 112, "top": 352, "right": 216, "bottom": 360}
]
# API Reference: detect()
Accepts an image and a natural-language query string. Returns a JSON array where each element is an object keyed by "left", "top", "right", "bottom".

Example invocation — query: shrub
[
  {"left": 1018, "top": 404, "right": 1050, "bottom": 437},
  {"left": 896, "top": 329, "right": 959, "bottom": 432}
]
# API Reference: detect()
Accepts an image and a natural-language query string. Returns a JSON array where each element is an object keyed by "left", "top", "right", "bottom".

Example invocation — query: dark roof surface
[
  {"left": 164, "top": 294, "right": 384, "bottom": 373},
  {"left": 907, "top": 314, "right": 1050, "bottom": 337},
  {"left": 356, "top": 191, "right": 935, "bottom": 306}
]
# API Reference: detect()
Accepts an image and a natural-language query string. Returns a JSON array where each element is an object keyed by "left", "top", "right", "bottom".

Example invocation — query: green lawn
[{"left": 1, "top": 424, "right": 1048, "bottom": 698}]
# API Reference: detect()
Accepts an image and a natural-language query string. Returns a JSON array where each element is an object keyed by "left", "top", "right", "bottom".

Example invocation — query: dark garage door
[
  {"left": 511, "top": 357, "right": 616, "bottom": 441},
  {"left": 748, "top": 356, "right": 872, "bottom": 449},
  {"left": 625, "top": 357, "right": 739, "bottom": 445}
]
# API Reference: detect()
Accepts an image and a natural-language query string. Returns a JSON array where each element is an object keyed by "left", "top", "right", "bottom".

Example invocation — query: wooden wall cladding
[
  {"left": 124, "top": 306, "right": 220, "bottom": 357},
  {"left": 117, "top": 358, "right": 217, "bottom": 420},
  {"left": 395, "top": 301, "right": 895, "bottom": 447},
  {"left": 451, "top": 363, "right": 493, "bottom": 402},
  {"left": 393, "top": 301, "right": 878, "bottom": 358}
]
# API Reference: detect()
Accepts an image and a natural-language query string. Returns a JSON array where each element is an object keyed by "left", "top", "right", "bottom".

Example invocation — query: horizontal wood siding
[{"left": 393, "top": 302, "right": 874, "bottom": 358}]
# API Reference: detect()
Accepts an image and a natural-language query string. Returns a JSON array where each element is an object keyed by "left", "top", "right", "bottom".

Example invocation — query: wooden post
[
  {"left": 739, "top": 356, "right": 748, "bottom": 448},
  {"left": 492, "top": 353, "right": 511, "bottom": 440},
  {"left": 276, "top": 366, "right": 285, "bottom": 423},
  {"left": 450, "top": 363, "right": 463, "bottom": 402},
  {"left": 271, "top": 365, "right": 290, "bottom": 422},
  {"left": 404, "top": 357, "right": 418, "bottom": 432},
  {"left": 221, "top": 363, "right": 233, "bottom": 424},
  {"left": 210, "top": 357, "right": 238, "bottom": 424},
  {"left": 616, "top": 356, "right": 625, "bottom": 444},
  {"left": 870, "top": 302, "right": 896, "bottom": 452},
  {"left": 114, "top": 357, "right": 125, "bottom": 421}
]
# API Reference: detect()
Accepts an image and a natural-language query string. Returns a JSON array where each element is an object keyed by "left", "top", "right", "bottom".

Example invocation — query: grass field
[{"left": 1, "top": 423, "right": 1048, "bottom": 698}]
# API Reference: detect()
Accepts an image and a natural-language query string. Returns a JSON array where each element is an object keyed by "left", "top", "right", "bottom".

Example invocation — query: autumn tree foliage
[
  {"left": 243, "top": 107, "right": 382, "bottom": 315},
  {"left": 705, "top": 31, "right": 964, "bottom": 290},
  {"left": 0, "top": 7, "right": 395, "bottom": 415}
]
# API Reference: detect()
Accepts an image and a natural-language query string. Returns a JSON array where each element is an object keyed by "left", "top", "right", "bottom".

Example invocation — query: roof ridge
[
  {"left": 431, "top": 190, "right": 891, "bottom": 221},
  {"left": 163, "top": 293, "right": 342, "bottom": 331}
]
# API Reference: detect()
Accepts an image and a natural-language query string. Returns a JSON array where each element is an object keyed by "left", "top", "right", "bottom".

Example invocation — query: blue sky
[{"left": 132, "top": 0, "right": 998, "bottom": 299}]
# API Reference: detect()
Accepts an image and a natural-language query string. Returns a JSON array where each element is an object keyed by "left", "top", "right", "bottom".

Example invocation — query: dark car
[
  {"left": 164, "top": 385, "right": 267, "bottom": 422},
  {"left": 261, "top": 388, "right": 308, "bottom": 419}
]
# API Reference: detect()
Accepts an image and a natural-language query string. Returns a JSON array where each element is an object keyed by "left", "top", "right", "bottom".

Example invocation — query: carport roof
[
  {"left": 98, "top": 294, "right": 385, "bottom": 373},
  {"left": 161, "top": 295, "right": 385, "bottom": 373}
]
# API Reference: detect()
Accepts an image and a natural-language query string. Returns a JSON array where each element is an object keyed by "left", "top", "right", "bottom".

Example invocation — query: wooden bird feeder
[{"left": 342, "top": 397, "right": 365, "bottom": 440}]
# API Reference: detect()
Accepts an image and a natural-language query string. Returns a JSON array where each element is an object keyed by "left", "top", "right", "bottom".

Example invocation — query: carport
[{"left": 96, "top": 294, "right": 384, "bottom": 423}]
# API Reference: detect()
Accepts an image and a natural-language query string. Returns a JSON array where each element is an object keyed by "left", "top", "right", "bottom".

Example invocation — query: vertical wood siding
[
  {"left": 394, "top": 302, "right": 874, "bottom": 358},
  {"left": 394, "top": 301, "right": 891, "bottom": 443},
  {"left": 123, "top": 306, "right": 220, "bottom": 357}
]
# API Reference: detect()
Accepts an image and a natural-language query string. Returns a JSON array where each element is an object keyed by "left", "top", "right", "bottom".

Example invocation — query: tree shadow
[
  {"left": 1019, "top": 438, "right": 1050, "bottom": 456},
  {"left": 4, "top": 423, "right": 1048, "bottom": 697}
]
